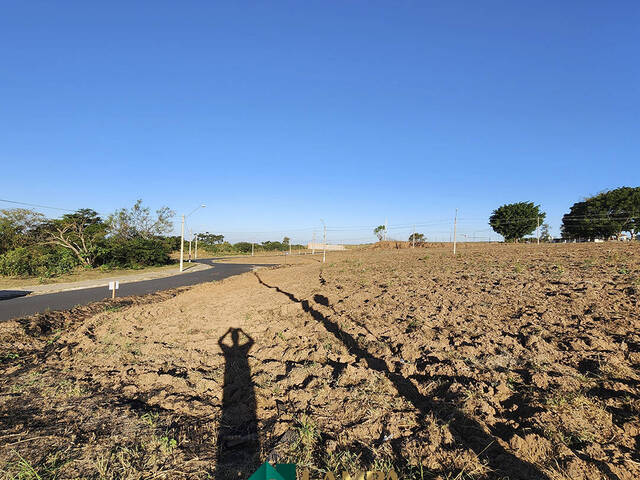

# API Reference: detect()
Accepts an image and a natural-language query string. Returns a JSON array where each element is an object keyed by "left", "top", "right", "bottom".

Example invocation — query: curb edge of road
[{"left": 13, "top": 262, "right": 214, "bottom": 297}]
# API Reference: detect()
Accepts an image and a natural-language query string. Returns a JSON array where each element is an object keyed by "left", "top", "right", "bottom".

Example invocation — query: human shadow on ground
[
  {"left": 254, "top": 272, "right": 551, "bottom": 480},
  {"left": 215, "top": 327, "right": 261, "bottom": 480}
]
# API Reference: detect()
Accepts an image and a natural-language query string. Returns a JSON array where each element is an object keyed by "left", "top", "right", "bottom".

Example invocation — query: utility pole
[
  {"left": 412, "top": 225, "right": 415, "bottom": 248},
  {"left": 179, "top": 204, "right": 205, "bottom": 272},
  {"left": 251, "top": 242, "right": 254, "bottom": 256},
  {"left": 194, "top": 233, "right": 198, "bottom": 260},
  {"left": 312, "top": 231, "right": 316, "bottom": 254},
  {"left": 289, "top": 241, "right": 292, "bottom": 256},
  {"left": 321, "top": 219, "right": 327, "bottom": 264},
  {"left": 179, "top": 215, "right": 185, "bottom": 272},
  {"left": 323, "top": 224, "right": 327, "bottom": 264},
  {"left": 188, "top": 228, "right": 192, "bottom": 262},
  {"left": 537, "top": 216, "right": 540, "bottom": 244},
  {"left": 384, "top": 217, "right": 388, "bottom": 241},
  {"left": 453, "top": 208, "right": 458, "bottom": 255}
]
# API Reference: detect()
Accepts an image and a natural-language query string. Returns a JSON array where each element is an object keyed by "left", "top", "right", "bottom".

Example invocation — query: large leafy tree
[
  {"left": 408, "top": 232, "right": 425, "bottom": 242},
  {"left": 0, "top": 208, "right": 45, "bottom": 254},
  {"left": 107, "top": 199, "right": 175, "bottom": 241},
  {"left": 43, "top": 209, "right": 106, "bottom": 266},
  {"left": 489, "top": 202, "right": 546, "bottom": 242},
  {"left": 199, "top": 233, "right": 225, "bottom": 246},
  {"left": 562, "top": 187, "right": 640, "bottom": 240}
]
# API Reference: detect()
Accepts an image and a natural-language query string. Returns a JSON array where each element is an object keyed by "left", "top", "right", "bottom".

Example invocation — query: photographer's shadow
[{"left": 215, "top": 328, "right": 260, "bottom": 479}]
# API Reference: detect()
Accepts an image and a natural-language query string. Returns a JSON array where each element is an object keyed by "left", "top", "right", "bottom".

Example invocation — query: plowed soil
[{"left": 1, "top": 243, "right": 639, "bottom": 480}]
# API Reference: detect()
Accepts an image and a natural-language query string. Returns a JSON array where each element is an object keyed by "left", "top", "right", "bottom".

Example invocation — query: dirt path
[{"left": 1, "top": 244, "right": 639, "bottom": 479}]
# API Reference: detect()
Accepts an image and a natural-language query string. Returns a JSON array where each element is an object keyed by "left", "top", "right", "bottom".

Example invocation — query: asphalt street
[{"left": 0, "top": 259, "right": 273, "bottom": 322}]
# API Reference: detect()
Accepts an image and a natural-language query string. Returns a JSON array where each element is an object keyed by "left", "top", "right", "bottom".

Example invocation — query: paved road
[{"left": 0, "top": 259, "right": 272, "bottom": 322}]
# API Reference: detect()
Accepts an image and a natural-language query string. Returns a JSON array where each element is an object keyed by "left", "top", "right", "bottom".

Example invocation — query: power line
[{"left": 0, "top": 198, "right": 78, "bottom": 213}]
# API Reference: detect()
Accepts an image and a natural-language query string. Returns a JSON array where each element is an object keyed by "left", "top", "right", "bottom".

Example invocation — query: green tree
[
  {"left": 233, "top": 242, "right": 253, "bottom": 254},
  {"left": 489, "top": 202, "right": 546, "bottom": 242},
  {"left": 43, "top": 209, "right": 106, "bottom": 266},
  {"left": 373, "top": 225, "right": 386, "bottom": 241},
  {"left": 199, "top": 232, "right": 225, "bottom": 246},
  {"left": 540, "top": 223, "right": 552, "bottom": 242},
  {"left": 261, "top": 240, "right": 284, "bottom": 251},
  {"left": 0, "top": 208, "right": 45, "bottom": 254},
  {"left": 282, "top": 236, "right": 290, "bottom": 247},
  {"left": 562, "top": 187, "right": 640, "bottom": 240},
  {"left": 107, "top": 199, "right": 175, "bottom": 241},
  {"left": 408, "top": 232, "right": 425, "bottom": 243}
]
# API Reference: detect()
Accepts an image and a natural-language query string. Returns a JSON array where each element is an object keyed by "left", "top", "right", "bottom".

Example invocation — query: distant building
[{"left": 307, "top": 242, "right": 346, "bottom": 251}]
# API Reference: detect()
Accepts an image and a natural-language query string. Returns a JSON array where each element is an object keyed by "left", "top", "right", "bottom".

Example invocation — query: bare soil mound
[
  {"left": 1, "top": 244, "right": 639, "bottom": 479},
  {"left": 371, "top": 241, "right": 446, "bottom": 249}
]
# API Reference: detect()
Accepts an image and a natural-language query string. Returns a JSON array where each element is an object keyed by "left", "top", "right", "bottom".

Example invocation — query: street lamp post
[
  {"left": 180, "top": 204, "right": 206, "bottom": 272},
  {"left": 180, "top": 215, "right": 185, "bottom": 273}
]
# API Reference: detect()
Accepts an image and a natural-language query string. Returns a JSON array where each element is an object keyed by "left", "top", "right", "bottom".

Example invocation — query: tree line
[
  {"left": 0, "top": 200, "right": 177, "bottom": 277},
  {"left": 0, "top": 200, "right": 309, "bottom": 278},
  {"left": 370, "top": 186, "right": 639, "bottom": 243},
  {"left": 489, "top": 186, "right": 639, "bottom": 242},
  {"left": 195, "top": 234, "right": 305, "bottom": 255}
]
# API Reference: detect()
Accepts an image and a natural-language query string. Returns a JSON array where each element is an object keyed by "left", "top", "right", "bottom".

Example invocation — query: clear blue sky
[{"left": 2, "top": 1, "right": 638, "bottom": 243}]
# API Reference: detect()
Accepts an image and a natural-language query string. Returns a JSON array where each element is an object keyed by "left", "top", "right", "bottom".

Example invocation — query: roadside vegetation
[
  {"left": 194, "top": 234, "right": 306, "bottom": 257},
  {"left": 0, "top": 201, "right": 308, "bottom": 284},
  {"left": 0, "top": 200, "right": 179, "bottom": 281}
]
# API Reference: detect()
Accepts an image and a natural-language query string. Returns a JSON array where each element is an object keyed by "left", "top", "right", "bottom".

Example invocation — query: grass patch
[
  {"left": 2, "top": 449, "right": 72, "bottom": 480},
  {"left": 285, "top": 415, "right": 320, "bottom": 466}
]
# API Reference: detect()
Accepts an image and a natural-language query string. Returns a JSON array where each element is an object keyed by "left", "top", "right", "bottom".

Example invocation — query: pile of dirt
[
  {"left": 371, "top": 240, "right": 451, "bottom": 249},
  {"left": 1, "top": 244, "right": 639, "bottom": 479}
]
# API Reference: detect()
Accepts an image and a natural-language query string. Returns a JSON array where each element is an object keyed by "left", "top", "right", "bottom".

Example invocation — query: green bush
[
  {"left": 96, "top": 237, "right": 171, "bottom": 268},
  {"left": 233, "top": 242, "right": 253, "bottom": 254},
  {"left": 39, "top": 248, "right": 79, "bottom": 276},
  {"left": 163, "top": 235, "right": 182, "bottom": 251},
  {"left": 0, "top": 247, "right": 35, "bottom": 276},
  {"left": 0, "top": 246, "right": 80, "bottom": 277}
]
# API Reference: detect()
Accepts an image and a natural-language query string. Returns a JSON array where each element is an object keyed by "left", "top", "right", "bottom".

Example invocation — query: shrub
[
  {"left": 233, "top": 242, "right": 253, "bottom": 254},
  {"left": 38, "top": 248, "right": 80, "bottom": 277},
  {"left": 96, "top": 237, "right": 171, "bottom": 268},
  {"left": 0, "top": 246, "right": 80, "bottom": 277},
  {"left": 0, "top": 247, "right": 35, "bottom": 276}
]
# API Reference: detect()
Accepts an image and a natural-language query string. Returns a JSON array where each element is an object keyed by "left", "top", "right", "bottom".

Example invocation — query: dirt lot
[
  {"left": 211, "top": 252, "right": 345, "bottom": 265},
  {"left": 1, "top": 244, "right": 639, "bottom": 479}
]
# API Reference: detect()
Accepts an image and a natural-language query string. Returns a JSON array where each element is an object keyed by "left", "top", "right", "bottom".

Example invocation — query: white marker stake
[{"left": 109, "top": 281, "right": 120, "bottom": 299}]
